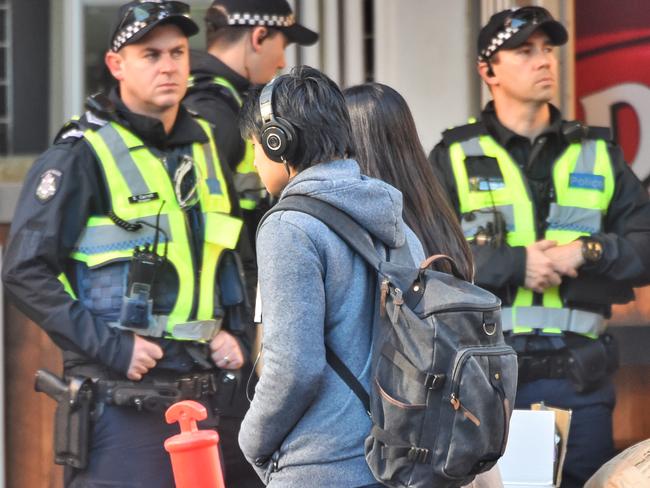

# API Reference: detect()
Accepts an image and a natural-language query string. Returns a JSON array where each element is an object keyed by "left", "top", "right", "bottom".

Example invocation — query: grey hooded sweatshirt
[{"left": 239, "top": 158, "right": 424, "bottom": 487}]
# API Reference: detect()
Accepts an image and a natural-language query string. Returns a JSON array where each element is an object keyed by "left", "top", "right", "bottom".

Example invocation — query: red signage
[{"left": 575, "top": 0, "right": 650, "bottom": 186}]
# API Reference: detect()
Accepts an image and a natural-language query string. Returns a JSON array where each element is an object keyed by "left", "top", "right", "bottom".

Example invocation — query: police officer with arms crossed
[
  {"left": 184, "top": 0, "right": 318, "bottom": 245},
  {"left": 2, "top": 2, "right": 251, "bottom": 486},
  {"left": 429, "top": 7, "right": 650, "bottom": 487}
]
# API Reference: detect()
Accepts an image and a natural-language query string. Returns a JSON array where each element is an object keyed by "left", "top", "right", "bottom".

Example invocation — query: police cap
[
  {"left": 477, "top": 6, "right": 568, "bottom": 61},
  {"left": 110, "top": 1, "right": 199, "bottom": 53},
  {"left": 206, "top": 0, "right": 319, "bottom": 46}
]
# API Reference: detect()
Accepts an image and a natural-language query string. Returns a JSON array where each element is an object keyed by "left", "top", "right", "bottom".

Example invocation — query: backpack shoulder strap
[
  {"left": 260, "top": 194, "right": 386, "bottom": 273},
  {"left": 325, "top": 344, "right": 371, "bottom": 416},
  {"left": 260, "top": 194, "right": 380, "bottom": 416}
]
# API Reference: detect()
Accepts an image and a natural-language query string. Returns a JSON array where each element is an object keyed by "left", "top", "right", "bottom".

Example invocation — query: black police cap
[
  {"left": 110, "top": 1, "right": 199, "bottom": 52},
  {"left": 477, "top": 6, "right": 568, "bottom": 61},
  {"left": 206, "top": 0, "right": 319, "bottom": 46}
]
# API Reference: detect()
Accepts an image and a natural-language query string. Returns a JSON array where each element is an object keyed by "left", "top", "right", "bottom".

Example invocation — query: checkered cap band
[
  {"left": 112, "top": 19, "right": 151, "bottom": 51},
  {"left": 226, "top": 12, "right": 296, "bottom": 28},
  {"left": 479, "top": 24, "right": 520, "bottom": 61}
]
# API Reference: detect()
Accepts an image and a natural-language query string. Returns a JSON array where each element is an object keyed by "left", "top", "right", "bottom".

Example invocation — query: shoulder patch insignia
[{"left": 35, "top": 169, "right": 62, "bottom": 203}]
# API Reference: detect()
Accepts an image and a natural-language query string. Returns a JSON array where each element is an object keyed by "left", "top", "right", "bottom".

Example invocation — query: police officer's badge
[{"left": 35, "top": 169, "right": 62, "bottom": 203}]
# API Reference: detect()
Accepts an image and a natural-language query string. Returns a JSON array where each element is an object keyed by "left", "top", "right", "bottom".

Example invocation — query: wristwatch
[{"left": 581, "top": 238, "right": 603, "bottom": 263}]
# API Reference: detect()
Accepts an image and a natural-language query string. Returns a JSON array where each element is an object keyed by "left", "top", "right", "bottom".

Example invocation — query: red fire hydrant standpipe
[{"left": 164, "top": 400, "right": 226, "bottom": 488}]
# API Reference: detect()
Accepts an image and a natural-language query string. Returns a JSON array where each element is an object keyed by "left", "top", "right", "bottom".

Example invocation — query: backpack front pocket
[
  {"left": 365, "top": 352, "right": 430, "bottom": 487},
  {"left": 438, "top": 346, "right": 518, "bottom": 478}
]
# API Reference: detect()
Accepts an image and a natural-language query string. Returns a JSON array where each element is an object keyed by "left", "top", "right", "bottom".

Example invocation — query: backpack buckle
[
  {"left": 424, "top": 373, "right": 446, "bottom": 390},
  {"left": 483, "top": 311, "right": 497, "bottom": 336},
  {"left": 407, "top": 447, "right": 431, "bottom": 464}
]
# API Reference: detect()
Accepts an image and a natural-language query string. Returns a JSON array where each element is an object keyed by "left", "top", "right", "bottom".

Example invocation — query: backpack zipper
[
  {"left": 423, "top": 303, "right": 500, "bottom": 318},
  {"left": 449, "top": 346, "right": 516, "bottom": 426}
]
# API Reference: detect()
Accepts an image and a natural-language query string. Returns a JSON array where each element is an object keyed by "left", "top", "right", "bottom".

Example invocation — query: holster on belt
[
  {"left": 565, "top": 333, "right": 619, "bottom": 393},
  {"left": 96, "top": 371, "right": 220, "bottom": 413},
  {"left": 34, "top": 369, "right": 94, "bottom": 469}
]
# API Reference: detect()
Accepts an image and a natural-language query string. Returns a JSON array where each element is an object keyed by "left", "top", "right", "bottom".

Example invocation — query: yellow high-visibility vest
[
  {"left": 449, "top": 125, "right": 615, "bottom": 337},
  {"left": 72, "top": 118, "right": 243, "bottom": 340},
  {"left": 188, "top": 74, "right": 261, "bottom": 210}
]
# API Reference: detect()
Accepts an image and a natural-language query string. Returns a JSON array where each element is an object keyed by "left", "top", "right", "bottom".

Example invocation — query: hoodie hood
[{"left": 280, "top": 159, "right": 406, "bottom": 248}]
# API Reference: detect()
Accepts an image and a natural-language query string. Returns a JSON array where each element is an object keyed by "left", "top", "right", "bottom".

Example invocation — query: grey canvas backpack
[{"left": 264, "top": 195, "right": 518, "bottom": 488}]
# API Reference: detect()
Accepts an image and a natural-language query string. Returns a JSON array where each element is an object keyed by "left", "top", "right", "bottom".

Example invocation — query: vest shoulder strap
[
  {"left": 442, "top": 121, "right": 487, "bottom": 146},
  {"left": 187, "top": 74, "right": 241, "bottom": 113},
  {"left": 585, "top": 126, "right": 612, "bottom": 141}
]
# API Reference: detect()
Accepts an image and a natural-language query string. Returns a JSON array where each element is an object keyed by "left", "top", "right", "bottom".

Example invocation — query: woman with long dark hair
[{"left": 343, "top": 83, "right": 474, "bottom": 280}]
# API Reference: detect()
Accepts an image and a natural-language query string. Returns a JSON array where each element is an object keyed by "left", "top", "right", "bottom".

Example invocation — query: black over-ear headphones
[{"left": 259, "top": 77, "right": 298, "bottom": 163}]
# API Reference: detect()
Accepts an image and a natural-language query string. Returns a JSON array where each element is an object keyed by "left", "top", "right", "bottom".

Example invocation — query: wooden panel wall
[
  {"left": 6, "top": 305, "right": 63, "bottom": 488},
  {"left": 612, "top": 365, "right": 650, "bottom": 450},
  {"left": 2, "top": 224, "right": 63, "bottom": 488}
]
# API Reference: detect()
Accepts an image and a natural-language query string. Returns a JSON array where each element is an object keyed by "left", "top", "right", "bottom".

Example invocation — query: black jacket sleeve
[
  {"left": 581, "top": 143, "right": 650, "bottom": 284},
  {"left": 1, "top": 139, "right": 134, "bottom": 374},
  {"left": 428, "top": 141, "right": 527, "bottom": 290}
]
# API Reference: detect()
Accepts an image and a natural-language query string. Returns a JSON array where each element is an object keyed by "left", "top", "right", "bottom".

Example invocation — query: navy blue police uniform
[
  {"left": 429, "top": 102, "right": 650, "bottom": 487},
  {"left": 2, "top": 87, "right": 254, "bottom": 487}
]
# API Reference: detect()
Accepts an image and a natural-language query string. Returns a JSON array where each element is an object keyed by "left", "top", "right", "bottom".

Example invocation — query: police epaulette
[
  {"left": 53, "top": 119, "right": 85, "bottom": 144},
  {"left": 53, "top": 111, "right": 108, "bottom": 144},
  {"left": 585, "top": 125, "right": 612, "bottom": 141},
  {"left": 442, "top": 121, "right": 486, "bottom": 145},
  {"left": 561, "top": 120, "right": 612, "bottom": 143}
]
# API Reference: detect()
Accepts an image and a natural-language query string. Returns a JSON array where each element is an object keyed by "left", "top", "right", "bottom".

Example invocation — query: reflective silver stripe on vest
[
  {"left": 109, "top": 316, "right": 222, "bottom": 341},
  {"left": 576, "top": 140, "right": 598, "bottom": 173},
  {"left": 173, "top": 319, "right": 222, "bottom": 341},
  {"left": 461, "top": 205, "right": 515, "bottom": 237},
  {"left": 202, "top": 140, "right": 218, "bottom": 185},
  {"left": 234, "top": 173, "right": 264, "bottom": 194},
  {"left": 460, "top": 137, "right": 484, "bottom": 157},
  {"left": 546, "top": 203, "right": 603, "bottom": 234},
  {"left": 96, "top": 124, "right": 150, "bottom": 197},
  {"left": 501, "top": 306, "right": 606, "bottom": 335},
  {"left": 74, "top": 215, "right": 171, "bottom": 259}
]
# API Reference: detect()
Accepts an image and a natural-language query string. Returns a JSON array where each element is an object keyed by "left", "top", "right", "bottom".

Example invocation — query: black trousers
[
  {"left": 219, "top": 415, "right": 265, "bottom": 488},
  {"left": 65, "top": 404, "right": 182, "bottom": 487}
]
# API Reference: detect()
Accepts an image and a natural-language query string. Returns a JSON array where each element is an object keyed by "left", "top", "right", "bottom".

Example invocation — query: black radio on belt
[
  {"left": 120, "top": 244, "right": 165, "bottom": 329},
  {"left": 117, "top": 202, "right": 168, "bottom": 330}
]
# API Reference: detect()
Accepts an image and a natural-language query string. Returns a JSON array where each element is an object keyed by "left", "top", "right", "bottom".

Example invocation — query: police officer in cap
[
  {"left": 3, "top": 1, "right": 252, "bottom": 486},
  {"left": 185, "top": 0, "right": 319, "bottom": 244},
  {"left": 429, "top": 7, "right": 650, "bottom": 487}
]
